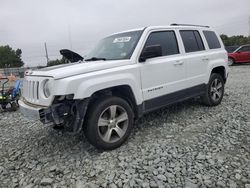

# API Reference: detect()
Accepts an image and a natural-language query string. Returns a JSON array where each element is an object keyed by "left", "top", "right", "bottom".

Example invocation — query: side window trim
[{"left": 194, "top": 31, "right": 205, "bottom": 51}]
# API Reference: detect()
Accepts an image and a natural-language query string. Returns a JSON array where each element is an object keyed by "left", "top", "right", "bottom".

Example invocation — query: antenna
[{"left": 44, "top": 42, "right": 49, "bottom": 65}]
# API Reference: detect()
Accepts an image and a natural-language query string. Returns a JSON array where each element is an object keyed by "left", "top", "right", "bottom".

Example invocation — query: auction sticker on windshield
[{"left": 113, "top": 37, "right": 131, "bottom": 43}]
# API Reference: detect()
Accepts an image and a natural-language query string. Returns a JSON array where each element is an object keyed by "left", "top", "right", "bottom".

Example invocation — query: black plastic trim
[
  {"left": 171, "top": 23, "right": 209, "bottom": 28},
  {"left": 143, "top": 84, "right": 206, "bottom": 113}
]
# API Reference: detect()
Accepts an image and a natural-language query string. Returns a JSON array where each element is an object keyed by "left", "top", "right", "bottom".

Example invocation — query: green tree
[
  {"left": 220, "top": 34, "right": 250, "bottom": 46},
  {"left": 0, "top": 45, "right": 24, "bottom": 68},
  {"left": 47, "top": 56, "right": 69, "bottom": 67}
]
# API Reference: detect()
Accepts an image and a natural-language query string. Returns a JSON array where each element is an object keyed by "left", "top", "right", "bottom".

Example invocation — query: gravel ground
[{"left": 0, "top": 65, "right": 250, "bottom": 188}]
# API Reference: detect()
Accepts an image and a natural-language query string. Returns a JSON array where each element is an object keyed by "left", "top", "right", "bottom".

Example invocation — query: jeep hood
[
  {"left": 60, "top": 49, "right": 84, "bottom": 62},
  {"left": 28, "top": 60, "right": 132, "bottom": 79}
]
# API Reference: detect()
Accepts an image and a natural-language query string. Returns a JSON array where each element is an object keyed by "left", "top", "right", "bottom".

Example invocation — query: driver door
[
  {"left": 139, "top": 30, "right": 187, "bottom": 111},
  {"left": 237, "top": 46, "right": 250, "bottom": 62}
]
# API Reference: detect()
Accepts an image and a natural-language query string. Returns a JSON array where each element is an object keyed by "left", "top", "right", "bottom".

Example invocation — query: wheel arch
[
  {"left": 211, "top": 66, "right": 227, "bottom": 83},
  {"left": 228, "top": 56, "right": 236, "bottom": 63},
  {"left": 87, "top": 85, "right": 142, "bottom": 119},
  {"left": 228, "top": 56, "right": 235, "bottom": 61}
]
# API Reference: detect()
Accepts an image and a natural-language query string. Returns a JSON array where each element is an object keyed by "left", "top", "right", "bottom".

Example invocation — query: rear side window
[
  {"left": 180, "top": 30, "right": 205, "bottom": 53},
  {"left": 203, "top": 31, "right": 221, "bottom": 49},
  {"left": 144, "top": 31, "right": 179, "bottom": 56}
]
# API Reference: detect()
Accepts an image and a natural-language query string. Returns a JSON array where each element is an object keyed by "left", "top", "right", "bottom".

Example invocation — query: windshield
[{"left": 85, "top": 30, "right": 143, "bottom": 61}]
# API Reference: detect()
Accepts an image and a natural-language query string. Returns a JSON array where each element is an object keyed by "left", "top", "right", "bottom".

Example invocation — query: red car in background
[{"left": 228, "top": 44, "right": 250, "bottom": 66}]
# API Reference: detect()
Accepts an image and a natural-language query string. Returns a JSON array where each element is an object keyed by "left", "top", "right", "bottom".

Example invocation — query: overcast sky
[{"left": 0, "top": 0, "right": 249, "bottom": 66}]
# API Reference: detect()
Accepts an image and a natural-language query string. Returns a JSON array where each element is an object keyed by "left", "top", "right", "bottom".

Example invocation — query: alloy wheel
[
  {"left": 228, "top": 58, "right": 234, "bottom": 66},
  {"left": 97, "top": 105, "right": 129, "bottom": 143},
  {"left": 210, "top": 78, "right": 223, "bottom": 102}
]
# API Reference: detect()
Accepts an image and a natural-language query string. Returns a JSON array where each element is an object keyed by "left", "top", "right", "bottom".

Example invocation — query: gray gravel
[{"left": 1, "top": 65, "right": 250, "bottom": 188}]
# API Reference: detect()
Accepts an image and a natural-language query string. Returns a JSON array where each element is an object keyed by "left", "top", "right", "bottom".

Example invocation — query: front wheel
[
  {"left": 201, "top": 73, "right": 225, "bottom": 106},
  {"left": 11, "top": 102, "right": 18, "bottom": 111},
  {"left": 84, "top": 96, "right": 134, "bottom": 150}
]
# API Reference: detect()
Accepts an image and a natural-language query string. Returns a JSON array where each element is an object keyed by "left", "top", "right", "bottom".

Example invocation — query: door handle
[
  {"left": 202, "top": 58, "right": 209, "bottom": 61},
  {"left": 174, "top": 61, "right": 184, "bottom": 65}
]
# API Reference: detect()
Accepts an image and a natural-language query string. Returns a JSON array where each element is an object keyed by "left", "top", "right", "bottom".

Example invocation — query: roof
[
  {"left": 241, "top": 44, "right": 250, "bottom": 47},
  {"left": 109, "top": 24, "right": 214, "bottom": 37}
]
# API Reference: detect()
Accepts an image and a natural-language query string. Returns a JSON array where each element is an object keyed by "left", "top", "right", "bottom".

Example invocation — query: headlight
[{"left": 43, "top": 79, "right": 51, "bottom": 98}]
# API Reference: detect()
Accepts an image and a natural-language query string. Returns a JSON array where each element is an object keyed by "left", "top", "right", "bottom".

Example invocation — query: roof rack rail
[{"left": 170, "top": 23, "right": 210, "bottom": 28}]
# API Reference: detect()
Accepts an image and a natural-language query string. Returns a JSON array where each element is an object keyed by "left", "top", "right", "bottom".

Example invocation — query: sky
[{"left": 0, "top": 0, "right": 250, "bottom": 66}]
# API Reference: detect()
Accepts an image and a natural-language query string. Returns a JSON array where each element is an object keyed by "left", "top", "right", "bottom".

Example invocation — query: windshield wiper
[{"left": 85, "top": 57, "right": 106, "bottom": 61}]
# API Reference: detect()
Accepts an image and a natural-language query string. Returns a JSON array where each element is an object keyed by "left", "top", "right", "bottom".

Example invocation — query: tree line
[
  {"left": 0, "top": 45, "right": 24, "bottom": 68},
  {"left": 220, "top": 34, "right": 250, "bottom": 46},
  {"left": 1, "top": 34, "right": 250, "bottom": 68}
]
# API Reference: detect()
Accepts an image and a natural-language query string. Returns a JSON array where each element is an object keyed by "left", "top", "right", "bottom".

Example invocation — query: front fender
[{"left": 74, "top": 73, "right": 143, "bottom": 105}]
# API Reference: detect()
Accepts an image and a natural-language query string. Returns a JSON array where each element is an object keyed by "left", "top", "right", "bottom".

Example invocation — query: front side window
[
  {"left": 180, "top": 30, "right": 205, "bottom": 53},
  {"left": 203, "top": 31, "right": 221, "bottom": 49},
  {"left": 85, "top": 30, "right": 143, "bottom": 61},
  {"left": 142, "top": 31, "right": 179, "bottom": 57},
  {"left": 238, "top": 46, "right": 250, "bottom": 52}
]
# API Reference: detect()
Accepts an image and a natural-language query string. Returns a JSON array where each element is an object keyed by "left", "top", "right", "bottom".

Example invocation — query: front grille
[{"left": 23, "top": 80, "right": 40, "bottom": 102}]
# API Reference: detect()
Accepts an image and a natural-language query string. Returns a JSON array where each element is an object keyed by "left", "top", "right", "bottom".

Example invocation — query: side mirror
[{"left": 139, "top": 45, "right": 162, "bottom": 62}]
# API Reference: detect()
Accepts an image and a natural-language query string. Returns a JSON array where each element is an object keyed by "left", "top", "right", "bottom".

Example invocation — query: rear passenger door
[{"left": 179, "top": 30, "right": 207, "bottom": 87}]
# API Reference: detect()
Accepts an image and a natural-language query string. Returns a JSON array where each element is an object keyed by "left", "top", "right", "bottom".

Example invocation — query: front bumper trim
[{"left": 19, "top": 100, "right": 42, "bottom": 120}]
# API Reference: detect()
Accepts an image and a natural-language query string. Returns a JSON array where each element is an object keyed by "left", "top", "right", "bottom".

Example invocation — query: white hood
[{"left": 29, "top": 60, "right": 132, "bottom": 79}]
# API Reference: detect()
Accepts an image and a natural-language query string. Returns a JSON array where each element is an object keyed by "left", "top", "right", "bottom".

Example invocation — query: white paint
[{"left": 21, "top": 25, "right": 228, "bottom": 108}]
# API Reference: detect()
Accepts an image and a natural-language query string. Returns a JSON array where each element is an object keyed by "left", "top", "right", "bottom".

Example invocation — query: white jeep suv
[{"left": 19, "top": 24, "right": 228, "bottom": 150}]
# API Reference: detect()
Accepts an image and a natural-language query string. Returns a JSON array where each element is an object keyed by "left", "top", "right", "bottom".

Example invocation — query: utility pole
[
  {"left": 44, "top": 42, "right": 49, "bottom": 65},
  {"left": 68, "top": 25, "right": 73, "bottom": 50},
  {"left": 249, "top": 16, "right": 250, "bottom": 36}
]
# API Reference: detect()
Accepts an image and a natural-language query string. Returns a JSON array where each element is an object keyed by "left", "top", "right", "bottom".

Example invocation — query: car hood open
[{"left": 60, "top": 49, "right": 84, "bottom": 62}]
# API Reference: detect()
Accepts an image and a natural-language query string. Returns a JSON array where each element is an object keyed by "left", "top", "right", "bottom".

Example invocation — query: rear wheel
[
  {"left": 201, "top": 73, "right": 224, "bottom": 106},
  {"left": 84, "top": 96, "right": 134, "bottom": 150},
  {"left": 228, "top": 57, "right": 234, "bottom": 66}
]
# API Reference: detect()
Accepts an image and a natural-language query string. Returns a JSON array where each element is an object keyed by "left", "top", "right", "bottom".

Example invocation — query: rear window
[
  {"left": 203, "top": 31, "right": 221, "bottom": 49},
  {"left": 180, "top": 30, "right": 205, "bottom": 53}
]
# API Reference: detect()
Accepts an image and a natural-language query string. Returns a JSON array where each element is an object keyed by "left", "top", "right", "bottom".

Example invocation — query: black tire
[
  {"left": 1, "top": 105, "right": 6, "bottom": 110},
  {"left": 84, "top": 96, "right": 134, "bottom": 150},
  {"left": 201, "top": 73, "right": 225, "bottom": 106},
  {"left": 11, "top": 102, "right": 18, "bottom": 111},
  {"left": 228, "top": 57, "right": 234, "bottom": 66}
]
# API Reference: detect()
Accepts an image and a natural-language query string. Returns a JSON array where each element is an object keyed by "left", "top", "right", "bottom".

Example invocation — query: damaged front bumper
[
  {"left": 19, "top": 100, "right": 42, "bottom": 120},
  {"left": 19, "top": 98, "right": 89, "bottom": 132},
  {"left": 19, "top": 99, "right": 65, "bottom": 124}
]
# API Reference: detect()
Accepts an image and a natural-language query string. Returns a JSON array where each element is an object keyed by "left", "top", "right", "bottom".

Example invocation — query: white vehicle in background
[{"left": 19, "top": 24, "right": 228, "bottom": 150}]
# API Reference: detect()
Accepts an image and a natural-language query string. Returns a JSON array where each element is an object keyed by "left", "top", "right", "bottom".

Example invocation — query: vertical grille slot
[
  {"left": 36, "top": 81, "right": 39, "bottom": 100},
  {"left": 23, "top": 80, "right": 40, "bottom": 101},
  {"left": 28, "top": 81, "right": 31, "bottom": 99},
  {"left": 32, "top": 81, "right": 35, "bottom": 99},
  {"left": 34, "top": 81, "right": 37, "bottom": 100}
]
